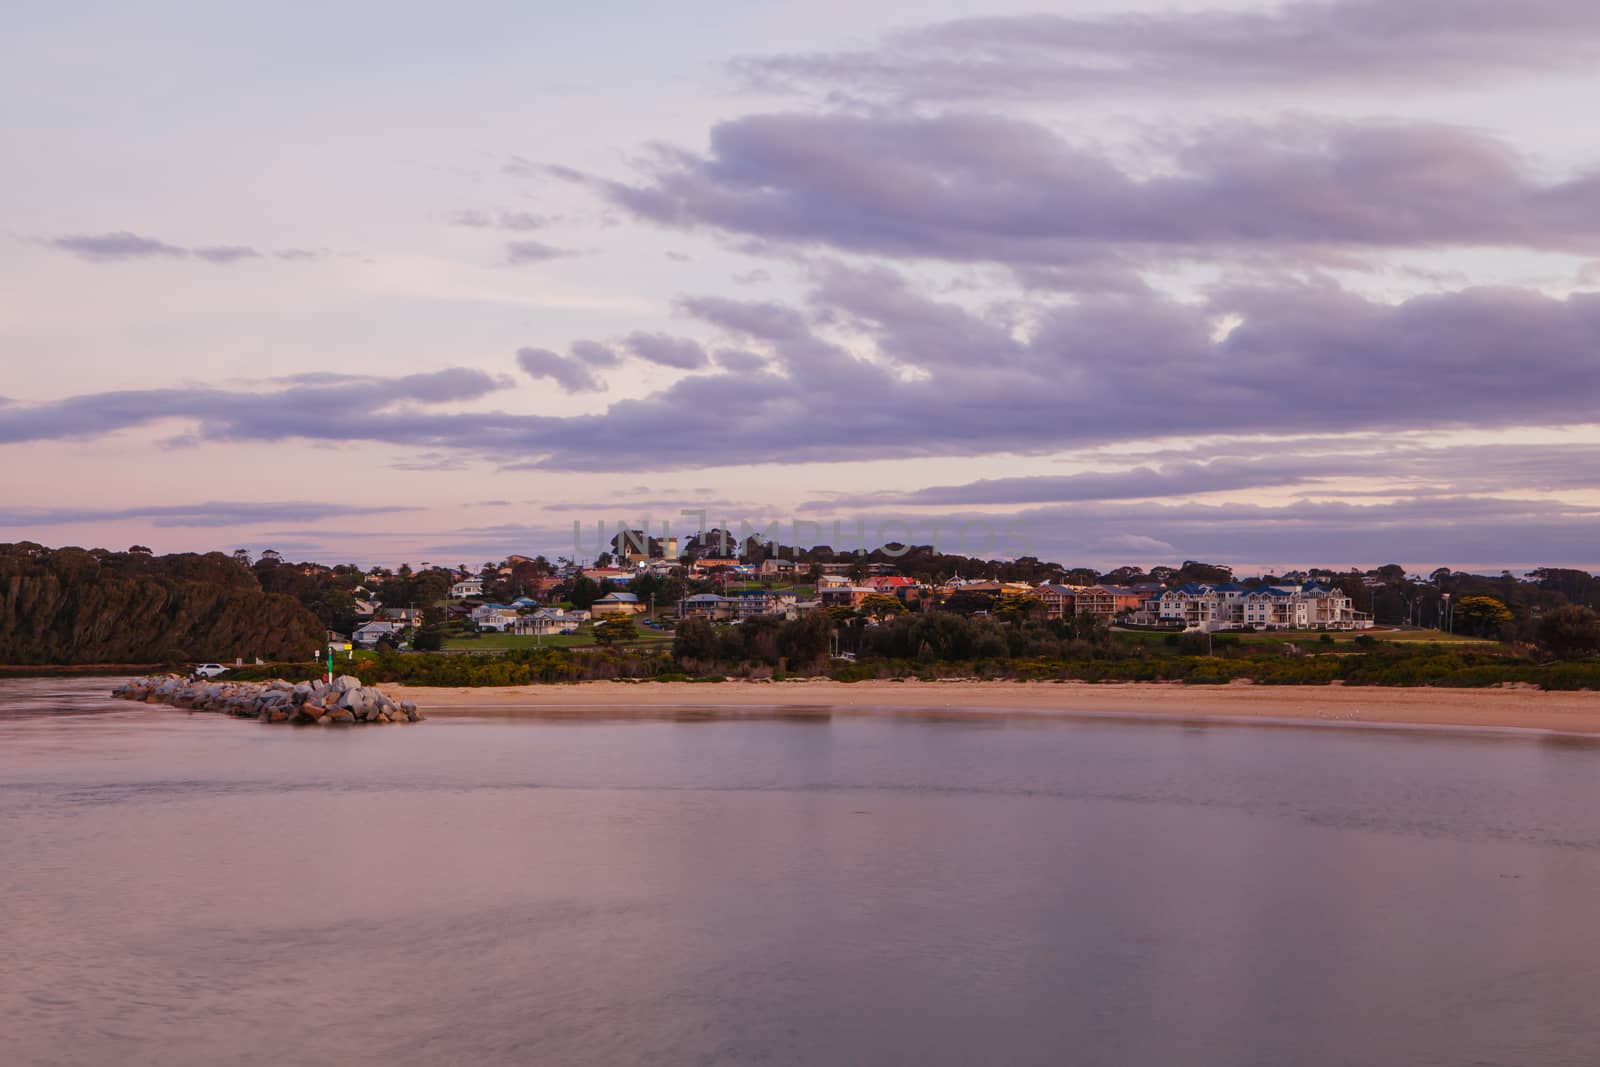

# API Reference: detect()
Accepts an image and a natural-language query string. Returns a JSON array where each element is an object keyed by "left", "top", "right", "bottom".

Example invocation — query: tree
[
  {"left": 778, "top": 609, "right": 835, "bottom": 668},
  {"left": 594, "top": 618, "right": 638, "bottom": 647},
  {"left": 993, "top": 593, "right": 1044, "bottom": 624},
  {"left": 568, "top": 576, "right": 600, "bottom": 610},
  {"left": 1538, "top": 605, "right": 1600, "bottom": 659},
  {"left": 1174, "top": 560, "right": 1233, "bottom": 585},
  {"left": 672, "top": 617, "right": 717, "bottom": 662},
  {"left": 1454, "top": 595, "right": 1513, "bottom": 638},
  {"left": 860, "top": 594, "right": 906, "bottom": 621},
  {"left": 412, "top": 629, "right": 444, "bottom": 652},
  {"left": 848, "top": 558, "right": 869, "bottom": 584}
]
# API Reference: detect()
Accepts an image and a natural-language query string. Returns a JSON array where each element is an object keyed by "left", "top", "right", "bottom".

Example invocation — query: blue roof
[{"left": 600, "top": 592, "right": 639, "bottom": 602}]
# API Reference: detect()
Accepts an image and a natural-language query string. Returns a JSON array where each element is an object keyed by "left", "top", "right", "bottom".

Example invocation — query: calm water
[{"left": 3, "top": 680, "right": 1600, "bottom": 1066}]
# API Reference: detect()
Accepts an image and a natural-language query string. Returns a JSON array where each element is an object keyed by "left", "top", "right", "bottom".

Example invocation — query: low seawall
[{"left": 112, "top": 675, "right": 422, "bottom": 724}]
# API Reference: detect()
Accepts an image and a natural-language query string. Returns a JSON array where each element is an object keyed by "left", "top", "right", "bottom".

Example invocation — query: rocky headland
[{"left": 112, "top": 674, "right": 422, "bottom": 724}]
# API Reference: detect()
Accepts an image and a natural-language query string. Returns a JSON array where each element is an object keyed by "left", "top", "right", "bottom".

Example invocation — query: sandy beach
[{"left": 389, "top": 679, "right": 1600, "bottom": 737}]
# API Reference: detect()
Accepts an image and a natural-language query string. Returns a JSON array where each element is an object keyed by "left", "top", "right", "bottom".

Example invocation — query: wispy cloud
[
  {"left": 0, "top": 501, "right": 421, "bottom": 529},
  {"left": 736, "top": 0, "right": 1600, "bottom": 101},
  {"left": 448, "top": 209, "right": 553, "bottom": 231},
  {"left": 505, "top": 239, "right": 579, "bottom": 264},
  {"left": 42, "top": 230, "right": 322, "bottom": 265}
]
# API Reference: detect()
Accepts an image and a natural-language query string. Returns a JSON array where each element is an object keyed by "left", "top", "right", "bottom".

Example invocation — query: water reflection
[{"left": 3, "top": 679, "right": 1599, "bottom": 1066}]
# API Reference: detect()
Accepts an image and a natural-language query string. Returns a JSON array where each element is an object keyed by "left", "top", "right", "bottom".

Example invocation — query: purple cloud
[
  {"left": 569, "top": 340, "right": 621, "bottom": 367},
  {"left": 191, "top": 245, "right": 262, "bottom": 265},
  {"left": 622, "top": 332, "right": 710, "bottom": 370},
  {"left": 449, "top": 209, "right": 552, "bottom": 231},
  {"left": 2, "top": 279, "right": 1599, "bottom": 473},
  {"left": 516, "top": 347, "right": 605, "bottom": 393},
  {"left": 47, "top": 231, "right": 189, "bottom": 261},
  {"left": 737, "top": 0, "right": 1600, "bottom": 101},
  {"left": 43, "top": 231, "right": 323, "bottom": 265},
  {"left": 583, "top": 114, "right": 1600, "bottom": 267},
  {"left": 0, "top": 501, "right": 421, "bottom": 529},
  {"left": 505, "top": 240, "right": 578, "bottom": 264}
]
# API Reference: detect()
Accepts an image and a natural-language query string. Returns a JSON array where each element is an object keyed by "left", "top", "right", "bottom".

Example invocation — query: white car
[{"left": 191, "top": 663, "right": 228, "bottom": 679}]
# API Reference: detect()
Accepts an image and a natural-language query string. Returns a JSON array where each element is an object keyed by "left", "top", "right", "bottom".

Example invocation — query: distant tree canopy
[
  {"left": 0, "top": 542, "right": 323, "bottom": 664},
  {"left": 1174, "top": 561, "right": 1234, "bottom": 585},
  {"left": 1538, "top": 605, "right": 1600, "bottom": 660}
]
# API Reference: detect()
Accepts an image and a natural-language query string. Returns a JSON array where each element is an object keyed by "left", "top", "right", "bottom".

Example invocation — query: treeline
[
  {"left": 235, "top": 641, "right": 1600, "bottom": 690},
  {"left": 0, "top": 542, "right": 324, "bottom": 664}
]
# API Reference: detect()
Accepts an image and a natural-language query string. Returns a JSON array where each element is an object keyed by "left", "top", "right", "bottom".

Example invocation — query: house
[
  {"left": 353, "top": 620, "right": 406, "bottom": 648},
  {"left": 941, "top": 578, "right": 1002, "bottom": 595},
  {"left": 470, "top": 603, "right": 520, "bottom": 631},
  {"left": 591, "top": 591, "right": 646, "bottom": 618},
  {"left": 680, "top": 593, "right": 734, "bottom": 622},
  {"left": 759, "top": 557, "right": 798, "bottom": 577},
  {"left": 583, "top": 567, "right": 635, "bottom": 586},
  {"left": 818, "top": 585, "right": 875, "bottom": 609},
  {"left": 864, "top": 575, "right": 916, "bottom": 593},
  {"left": 449, "top": 578, "right": 484, "bottom": 599},
  {"left": 381, "top": 607, "right": 424, "bottom": 627},
  {"left": 1073, "top": 585, "right": 1145, "bottom": 619},
  {"left": 1157, "top": 582, "right": 1372, "bottom": 632},
  {"left": 529, "top": 575, "right": 564, "bottom": 598},
  {"left": 512, "top": 607, "right": 581, "bottom": 636},
  {"left": 817, "top": 574, "right": 852, "bottom": 590},
  {"left": 1036, "top": 584, "right": 1083, "bottom": 620},
  {"left": 729, "top": 589, "right": 799, "bottom": 621},
  {"left": 689, "top": 557, "right": 741, "bottom": 577}
]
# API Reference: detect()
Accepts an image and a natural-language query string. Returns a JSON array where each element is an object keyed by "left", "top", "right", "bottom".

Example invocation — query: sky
[{"left": 3, "top": 0, "right": 1600, "bottom": 574}]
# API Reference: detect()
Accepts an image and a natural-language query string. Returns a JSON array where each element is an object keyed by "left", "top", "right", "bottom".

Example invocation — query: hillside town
[{"left": 312, "top": 529, "right": 1421, "bottom": 653}]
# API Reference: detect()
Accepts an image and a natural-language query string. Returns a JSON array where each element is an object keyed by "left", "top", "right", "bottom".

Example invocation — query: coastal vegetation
[
  {"left": 0, "top": 542, "right": 322, "bottom": 665},
  {"left": 220, "top": 626, "right": 1600, "bottom": 692},
  {"left": 7, "top": 540, "right": 1600, "bottom": 693}
]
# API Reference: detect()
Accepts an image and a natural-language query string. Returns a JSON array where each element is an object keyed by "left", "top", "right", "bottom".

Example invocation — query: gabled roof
[
  {"left": 598, "top": 591, "right": 639, "bottom": 602},
  {"left": 1165, "top": 582, "right": 1210, "bottom": 595}
]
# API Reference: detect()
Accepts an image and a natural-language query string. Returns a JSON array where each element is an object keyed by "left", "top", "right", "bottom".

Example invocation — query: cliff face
[{"left": 0, "top": 544, "right": 325, "bottom": 664}]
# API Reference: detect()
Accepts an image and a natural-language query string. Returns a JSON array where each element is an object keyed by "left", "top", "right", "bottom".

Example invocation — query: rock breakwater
[{"left": 112, "top": 674, "right": 422, "bottom": 724}]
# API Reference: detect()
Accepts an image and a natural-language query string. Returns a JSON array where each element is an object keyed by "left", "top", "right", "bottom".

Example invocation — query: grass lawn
[
  {"left": 443, "top": 623, "right": 675, "bottom": 651},
  {"left": 1111, "top": 627, "right": 1496, "bottom": 647}
]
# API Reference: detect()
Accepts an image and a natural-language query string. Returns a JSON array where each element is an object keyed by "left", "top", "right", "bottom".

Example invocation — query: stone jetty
[{"left": 111, "top": 675, "right": 422, "bottom": 724}]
